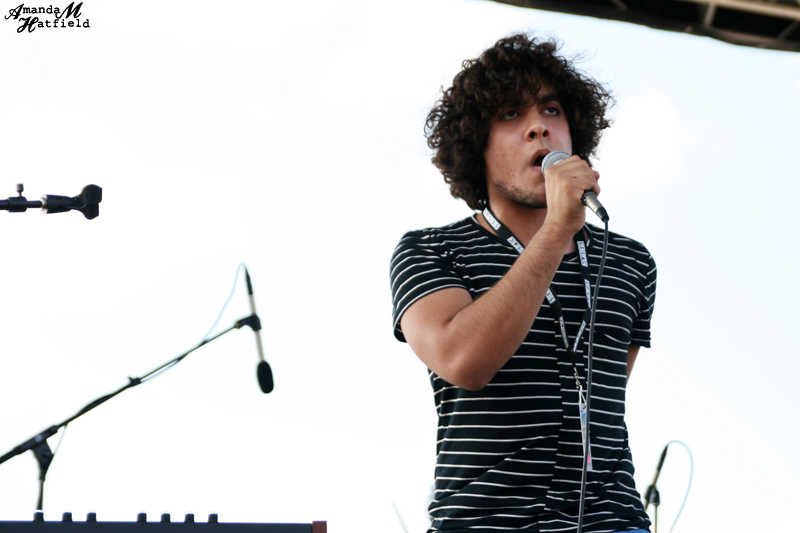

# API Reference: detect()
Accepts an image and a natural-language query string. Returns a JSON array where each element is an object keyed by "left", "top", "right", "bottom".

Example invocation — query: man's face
[{"left": 483, "top": 86, "right": 572, "bottom": 209}]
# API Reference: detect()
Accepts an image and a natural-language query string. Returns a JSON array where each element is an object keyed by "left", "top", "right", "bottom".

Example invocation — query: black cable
[{"left": 577, "top": 219, "right": 610, "bottom": 533}]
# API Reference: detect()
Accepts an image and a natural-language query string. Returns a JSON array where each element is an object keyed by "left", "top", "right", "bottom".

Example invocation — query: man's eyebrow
[{"left": 536, "top": 93, "right": 561, "bottom": 105}]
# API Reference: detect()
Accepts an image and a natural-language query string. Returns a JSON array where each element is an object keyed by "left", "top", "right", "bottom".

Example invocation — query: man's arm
[
  {"left": 400, "top": 160, "right": 600, "bottom": 391},
  {"left": 627, "top": 345, "right": 640, "bottom": 382},
  {"left": 399, "top": 157, "right": 600, "bottom": 391},
  {"left": 400, "top": 224, "right": 572, "bottom": 390}
]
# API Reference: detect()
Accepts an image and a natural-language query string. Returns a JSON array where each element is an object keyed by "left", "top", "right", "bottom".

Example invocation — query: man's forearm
[{"left": 403, "top": 222, "right": 574, "bottom": 390}]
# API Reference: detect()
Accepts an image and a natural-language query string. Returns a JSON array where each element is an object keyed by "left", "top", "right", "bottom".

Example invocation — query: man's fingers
[
  {"left": 546, "top": 156, "right": 598, "bottom": 193},
  {"left": 591, "top": 171, "right": 601, "bottom": 196}
]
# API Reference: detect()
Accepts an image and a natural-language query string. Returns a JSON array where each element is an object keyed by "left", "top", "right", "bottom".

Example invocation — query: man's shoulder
[
  {"left": 588, "top": 223, "right": 653, "bottom": 258},
  {"left": 586, "top": 224, "right": 657, "bottom": 283},
  {"left": 393, "top": 215, "right": 482, "bottom": 252},
  {"left": 400, "top": 215, "right": 478, "bottom": 239},
  {"left": 390, "top": 216, "right": 481, "bottom": 341}
]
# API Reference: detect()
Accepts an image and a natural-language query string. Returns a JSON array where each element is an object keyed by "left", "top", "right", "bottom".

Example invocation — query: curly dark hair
[{"left": 425, "top": 33, "right": 613, "bottom": 210}]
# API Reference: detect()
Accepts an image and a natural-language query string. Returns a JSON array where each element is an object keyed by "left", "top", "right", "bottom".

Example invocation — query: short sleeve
[
  {"left": 630, "top": 251, "right": 657, "bottom": 348},
  {"left": 389, "top": 229, "right": 467, "bottom": 342}
]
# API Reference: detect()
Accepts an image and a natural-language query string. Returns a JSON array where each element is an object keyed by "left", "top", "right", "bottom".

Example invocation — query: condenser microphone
[
  {"left": 245, "top": 268, "right": 274, "bottom": 394},
  {"left": 541, "top": 151, "right": 609, "bottom": 222},
  {"left": 644, "top": 444, "right": 669, "bottom": 509}
]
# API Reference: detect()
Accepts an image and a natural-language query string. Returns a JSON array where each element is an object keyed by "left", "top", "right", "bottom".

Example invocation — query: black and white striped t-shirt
[{"left": 390, "top": 215, "right": 657, "bottom": 533}]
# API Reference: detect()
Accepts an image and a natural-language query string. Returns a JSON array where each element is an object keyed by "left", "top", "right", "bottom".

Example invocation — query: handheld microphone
[
  {"left": 541, "top": 151, "right": 609, "bottom": 222},
  {"left": 245, "top": 268, "right": 274, "bottom": 394}
]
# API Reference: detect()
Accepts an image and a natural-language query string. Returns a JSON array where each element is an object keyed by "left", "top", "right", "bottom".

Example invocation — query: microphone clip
[
  {"left": 644, "top": 484, "right": 661, "bottom": 509},
  {"left": 235, "top": 314, "right": 262, "bottom": 332},
  {"left": 43, "top": 184, "right": 102, "bottom": 219}
]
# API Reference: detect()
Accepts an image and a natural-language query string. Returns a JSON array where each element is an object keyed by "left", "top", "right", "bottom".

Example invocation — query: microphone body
[
  {"left": 541, "top": 151, "right": 609, "bottom": 222},
  {"left": 245, "top": 269, "right": 274, "bottom": 394},
  {"left": 581, "top": 192, "right": 609, "bottom": 223}
]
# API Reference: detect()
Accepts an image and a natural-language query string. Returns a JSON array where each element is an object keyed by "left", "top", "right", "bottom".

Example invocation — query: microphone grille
[
  {"left": 257, "top": 360, "right": 274, "bottom": 394},
  {"left": 541, "top": 151, "right": 570, "bottom": 176}
]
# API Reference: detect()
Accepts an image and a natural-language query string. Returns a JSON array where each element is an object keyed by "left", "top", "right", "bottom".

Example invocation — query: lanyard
[{"left": 482, "top": 207, "right": 593, "bottom": 393}]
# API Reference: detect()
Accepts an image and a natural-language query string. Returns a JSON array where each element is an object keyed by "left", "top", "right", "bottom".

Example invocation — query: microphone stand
[
  {"left": 643, "top": 444, "right": 668, "bottom": 533},
  {"left": 645, "top": 486, "right": 660, "bottom": 533},
  {"left": 0, "top": 314, "right": 260, "bottom": 512}
]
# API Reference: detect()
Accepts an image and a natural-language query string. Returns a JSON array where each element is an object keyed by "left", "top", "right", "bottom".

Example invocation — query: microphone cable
[
  {"left": 576, "top": 218, "right": 610, "bottom": 533},
  {"left": 539, "top": 152, "right": 615, "bottom": 532},
  {"left": 141, "top": 263, "right": 248, "bottom": 384},
  {"left": 199, "top": 263, "right": 247, "bottom": 343}
]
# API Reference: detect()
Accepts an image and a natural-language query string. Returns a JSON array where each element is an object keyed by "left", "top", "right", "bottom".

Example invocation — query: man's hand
[
  {"left": 627, "top": 345, "right": 640, "bottom": 382},
  {"left": 541, "top": 155, "right": 600, "bottom": 236}
]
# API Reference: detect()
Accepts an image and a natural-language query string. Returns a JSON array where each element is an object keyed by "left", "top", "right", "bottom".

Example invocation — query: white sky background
[{"left": 1, "top": 0, "right": 799, "bottom": 531}]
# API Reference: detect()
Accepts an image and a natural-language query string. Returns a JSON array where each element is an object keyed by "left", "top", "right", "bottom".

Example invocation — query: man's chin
[
  {"left": 492, "top": 184, "right": 547, "bottom": 209},
  {"left": 511, "top": 198, "right": 547, "bottom": 209}
]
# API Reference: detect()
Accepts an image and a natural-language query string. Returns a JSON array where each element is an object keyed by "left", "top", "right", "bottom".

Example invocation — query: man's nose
[{"left": 526, "top": 113, "right": 549, "bottom": 140}]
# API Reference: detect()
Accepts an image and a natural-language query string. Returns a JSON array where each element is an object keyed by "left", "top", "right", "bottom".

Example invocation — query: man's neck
[{"left": 479, "top": 202, "right": 578, "bottom": 255}]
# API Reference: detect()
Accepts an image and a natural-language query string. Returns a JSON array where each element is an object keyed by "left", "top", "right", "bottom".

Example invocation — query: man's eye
[
  {"left": 544, "top": 106, "right": 560, "bottom": 115},
  {"left": 501, "top": 110, "right": 518, "bottom": 120}
]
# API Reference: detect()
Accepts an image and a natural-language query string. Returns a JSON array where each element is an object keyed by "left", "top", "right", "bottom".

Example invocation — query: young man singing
[{"left": 390, "top": 34, "right": 656, "bottom": 533}]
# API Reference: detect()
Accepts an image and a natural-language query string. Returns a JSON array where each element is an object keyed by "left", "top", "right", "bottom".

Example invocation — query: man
[{"left": 390, "top": 34, "right": 656, "bottom": 533}]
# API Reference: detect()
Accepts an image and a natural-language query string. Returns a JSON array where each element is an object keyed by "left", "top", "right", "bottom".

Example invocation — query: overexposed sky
[{"left": 1, "top": 1, "right": 799, "bottom": 531}]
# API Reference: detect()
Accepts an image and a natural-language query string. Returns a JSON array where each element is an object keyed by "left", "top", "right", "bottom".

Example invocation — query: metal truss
[{"left": 490, "top": 0, "right": 800, "bottom": 52}]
